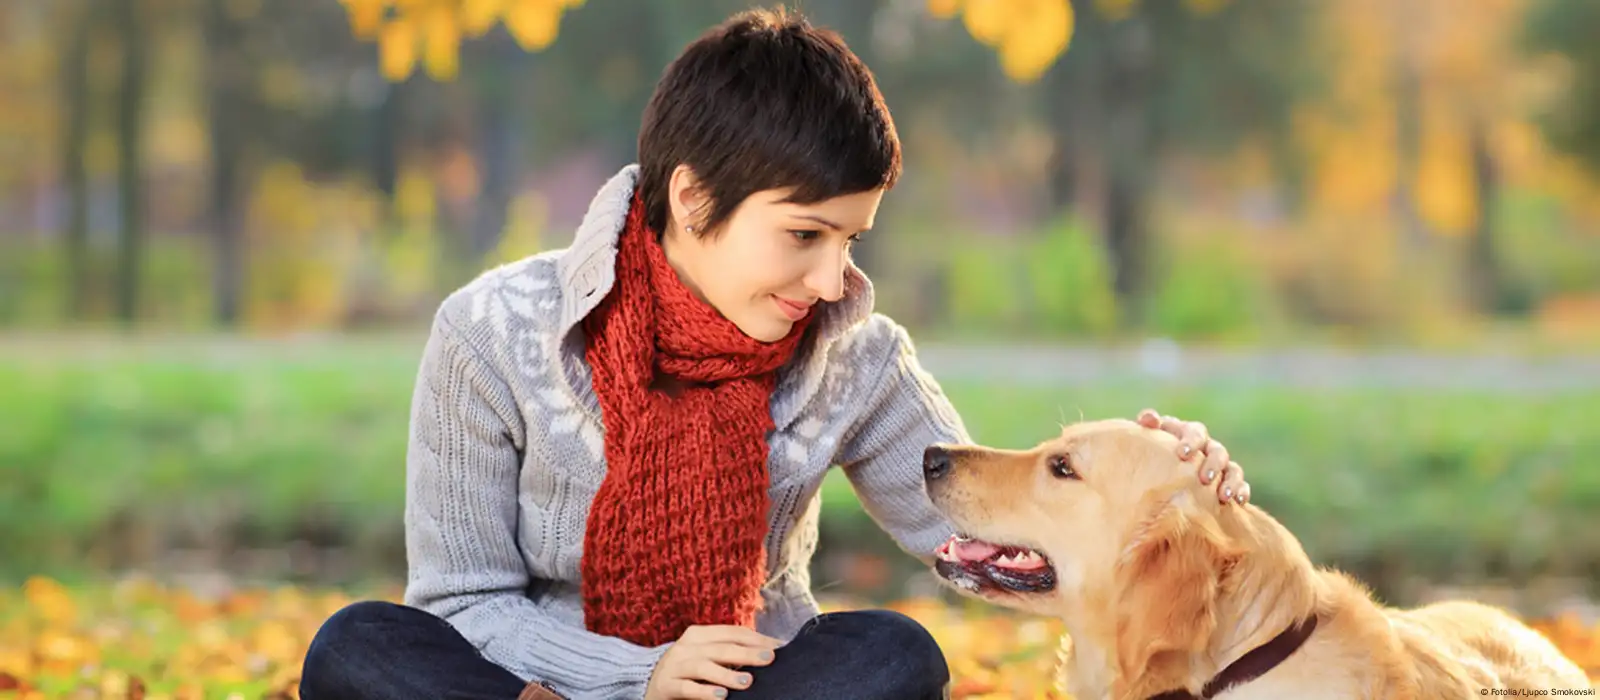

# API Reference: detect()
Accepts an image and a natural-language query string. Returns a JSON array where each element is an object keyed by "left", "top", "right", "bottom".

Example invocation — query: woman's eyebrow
[
  {"left": 793, "top": 213, "right": 869, "bottom": 232},
  {"left": 791, "top": 213, "right": 841, "bottom": 230}
]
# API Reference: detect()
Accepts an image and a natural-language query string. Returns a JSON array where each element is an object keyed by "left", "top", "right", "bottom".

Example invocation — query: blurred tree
[
  {"left": 205, "top": 0, "right": 250, "bottom": 326},
  {"left": 935, "top": 0, "right": 1318, "bottom": 322},
  {"left": 1313, "top": 0, "right": 1528, "bottom": 314},
  {"left": 336, "top": 0, "right": 590, "bottom": 289},
  {"left": 1522, "top": 0, "right": 1600, "bottom": 176},
  {"left": 58, "top": 1, "right": 97, "bottom": 320},
  {"left": 114, "top": 0, "right": 150, "bottom": 325}
]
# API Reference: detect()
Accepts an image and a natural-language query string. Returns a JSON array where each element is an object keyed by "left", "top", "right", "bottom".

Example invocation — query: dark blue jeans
[{"left": 299, "top": 600, "right": 951, "bottom": 700}]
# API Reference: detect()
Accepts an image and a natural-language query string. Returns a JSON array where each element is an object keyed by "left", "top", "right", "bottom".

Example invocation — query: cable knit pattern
[
  {"left": 580, "top": 193, "right": 813, "bottom": 645},
  {"left": 402, "top": 164, "right": 971, "bottom": 700}
]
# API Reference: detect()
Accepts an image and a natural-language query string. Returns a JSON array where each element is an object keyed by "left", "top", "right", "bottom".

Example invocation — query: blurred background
[{"left": 4, "top": 0, "right": 1600, "bottom": 632}]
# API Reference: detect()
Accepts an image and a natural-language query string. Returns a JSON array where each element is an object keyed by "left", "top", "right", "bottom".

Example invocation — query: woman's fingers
[
  {"left": 672, "top": 678, "right": 734, "bottom": 700},
  {"left": 703, "top": 642, "right": 775, "bottom": 668},
  {"left": 1199, "top": 439, "right": 1229, "bottom": 487},
  {"left": 689, "top": 657, "right": 753, "bottom": 693}
]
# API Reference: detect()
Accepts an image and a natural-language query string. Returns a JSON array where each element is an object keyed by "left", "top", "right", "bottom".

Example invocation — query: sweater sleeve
[
  {"left": 833, "top": 320, "right": 972, "bottom": 562},
  {"left": 402, "top": 305, "right": 670, "bottom": 700}
]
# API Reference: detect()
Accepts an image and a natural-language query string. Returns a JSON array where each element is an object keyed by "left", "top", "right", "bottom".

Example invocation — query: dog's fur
[{"left": 925, "top": 418, "right": 1591, "bottom": 700}]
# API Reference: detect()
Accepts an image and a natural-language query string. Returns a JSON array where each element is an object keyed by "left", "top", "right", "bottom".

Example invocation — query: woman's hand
[
  {"left": 1137, "top": 408, "right": 1251, "bottom": 506},
  {"left": 644, "top": 624, "right": 782, "bottom": 699}
]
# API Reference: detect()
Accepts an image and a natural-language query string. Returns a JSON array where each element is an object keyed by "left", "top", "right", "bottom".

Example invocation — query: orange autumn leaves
[
  {"left": 3, "top": 576, "right": 1598, "bottom": 699},
  {"left": 1, "top": 577, "right": 358, "bottom": 700}
]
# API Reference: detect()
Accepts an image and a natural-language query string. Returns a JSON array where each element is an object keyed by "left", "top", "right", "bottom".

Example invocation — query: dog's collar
[{"left": 1145, "top": 614, "right": 1319, "bottom": 700}]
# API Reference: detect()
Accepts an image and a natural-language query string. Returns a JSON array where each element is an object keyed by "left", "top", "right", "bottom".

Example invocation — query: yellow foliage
[
  {"left": 342, "top": 0, "right": 574, "bottom": 80},
  {"left": 929, "top": 0, "right": 964, "bottom": 20},
  {"left": 423, "top": 4, "right": 462, "bottom": 80},
  {"left": 379, "top": 16, "right": 419, "bottom": 82},
  {"left": 1414, "top": 94, "right": 1479, "bottom": 236},
  {"left": 462, "top": 0, "right": 506, "bottom": 37},
  {"left": 505, "top": 0, "right": 563, "bottom": 51},
  {"left": 338, "top": 0, "right": 386, "bottom": 40},
  {"left": 998, "top": 0, "right": 1074, "bottom": 83},
  {"left": 935, "top": 0, "right": 1075, "bottom": 83},
  {"left": 962, "top": 0, "right": 1013, "bottom": 46}
]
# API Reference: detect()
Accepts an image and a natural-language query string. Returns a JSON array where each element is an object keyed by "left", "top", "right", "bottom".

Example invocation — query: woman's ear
[
  {"left": 667, "top": 164, "right": 711, "bottom": 234},
  {"left": 1112, "top": 497, "right": 1240, "bottom": 683}
]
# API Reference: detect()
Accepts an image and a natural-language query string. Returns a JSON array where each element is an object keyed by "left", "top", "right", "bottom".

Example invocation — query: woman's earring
[{"left": 685, "top": 225, "right": 695, "bottom": 233}]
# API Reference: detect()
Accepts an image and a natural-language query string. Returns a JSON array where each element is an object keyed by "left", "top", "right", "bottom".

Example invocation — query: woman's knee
[
  {"left": 300, "top": 601, "right": 417, "bottom": 698},
  {"left": 837, "top": 609, "right": 951, "bottom": 693},
  {"left": 307, "top": 600, "right": 411, "bottom": 653}
]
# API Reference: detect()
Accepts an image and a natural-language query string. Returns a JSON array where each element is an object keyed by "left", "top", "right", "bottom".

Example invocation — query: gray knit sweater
[{"left": 402, "top": 164, "right": 970, "bottom": 699}]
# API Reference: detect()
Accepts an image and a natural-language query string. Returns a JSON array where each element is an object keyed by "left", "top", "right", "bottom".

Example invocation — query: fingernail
[
  {"left": 1223, "top": 487, "right": 1233, "bottom": 500},
  {"left": 1236, "top": 492, "right": 1247, "bottom": 504},
  {"left": 715, "top": 690, "right": 728, "bottom": 699},
  {"left": 1204, "top": 469, "right": 1216, "bottom": 483},
  {"left": 760, "top": 650, "right": 774, "bottom": 661},
  {"left": 1182, "top": 444, "right": 1193, "bottom": 457}
]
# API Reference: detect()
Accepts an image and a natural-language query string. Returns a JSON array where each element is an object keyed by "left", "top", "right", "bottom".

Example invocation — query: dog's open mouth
[{"left": 934, "top": 533, "right": 1056, "bottom": 593}]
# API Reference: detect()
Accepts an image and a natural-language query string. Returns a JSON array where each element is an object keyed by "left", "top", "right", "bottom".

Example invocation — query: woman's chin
[{"left": 728, "top": 313, "right": 795, "bottom": 343}]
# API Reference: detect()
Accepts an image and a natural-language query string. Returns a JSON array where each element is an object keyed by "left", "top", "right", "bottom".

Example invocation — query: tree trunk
[
  {"left": 469, "top": 36, "right": 522, "bottom": 264},
  {"left": 1046, "top": 52, "right": 1091, "bottom": 215},
  {"left": 1466, "top": 118, "right": 1501, "bottom": 314},
  {"left": 114, "top": 0, "right": 148, "bottom": 326},
  {"left": 1101, "top": 17, "right": 1155, "bottom": 323},
  {"left": 61, "top": 3, "right": 95, "bottom": 320},
  {"left": 372, "top": 79, "right": 406, "bottom": 237},
  {"left": 206, "top": 0, "right": 247, "bottom": 326},
  {"left": 1391, "top": 39, "right": 1429, "bottom": 249}
]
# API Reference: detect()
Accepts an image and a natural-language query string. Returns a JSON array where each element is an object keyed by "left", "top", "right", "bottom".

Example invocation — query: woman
[{"left": 299, "top": 7, "right": 1250, "bottom": 700}]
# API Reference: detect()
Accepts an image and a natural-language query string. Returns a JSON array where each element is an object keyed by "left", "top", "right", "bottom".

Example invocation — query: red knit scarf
[{"left": 580, "top": 193, "right": 814, "bottom": 647}]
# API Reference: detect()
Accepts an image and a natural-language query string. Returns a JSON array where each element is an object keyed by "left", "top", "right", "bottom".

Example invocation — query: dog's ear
[{"left": 1112, "top": 496, "right": 1239, "bottom": 682}]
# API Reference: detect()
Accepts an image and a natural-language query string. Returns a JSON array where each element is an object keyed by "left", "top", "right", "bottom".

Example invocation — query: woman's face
[{"left": 660, "top": 166, "right": 883, "bottom": 343}]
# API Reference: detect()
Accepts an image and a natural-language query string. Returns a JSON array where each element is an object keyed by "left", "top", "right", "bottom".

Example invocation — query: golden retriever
[{"left": 922, "top": 418, "right": 1592, "bottom": 700}]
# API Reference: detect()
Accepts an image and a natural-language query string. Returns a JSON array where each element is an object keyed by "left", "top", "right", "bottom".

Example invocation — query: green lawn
[{"left": 2, "top": 335, "right": 1596, "bottom": 596}]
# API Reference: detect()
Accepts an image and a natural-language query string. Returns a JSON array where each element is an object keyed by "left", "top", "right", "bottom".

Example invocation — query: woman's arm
[
  {"left": 403, "top": 305, "right": 669, "bottom": 700},
  {"left": 833, "top": 320, "right": 971, "bottom": 563}
]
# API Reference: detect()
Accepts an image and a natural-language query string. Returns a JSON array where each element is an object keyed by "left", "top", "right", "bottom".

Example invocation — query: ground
[{"left": 2, "top": 576, "right": 1596, "bottom": 699}]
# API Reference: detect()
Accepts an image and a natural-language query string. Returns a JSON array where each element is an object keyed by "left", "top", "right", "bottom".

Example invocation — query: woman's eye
[
  {"left": 847, "top": 233, "right": 863, "bottom": 245},
  {"left": 1049, "top": 454, "right": 1078, "bottom": 480},
  {"left": 790, "top": 229, "right": 821, "bottom": 242}
]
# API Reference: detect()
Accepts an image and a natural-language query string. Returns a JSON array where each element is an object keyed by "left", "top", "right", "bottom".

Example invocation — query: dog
[{"left": 922, "top": 418, "right": 1592, "bottom": 700}]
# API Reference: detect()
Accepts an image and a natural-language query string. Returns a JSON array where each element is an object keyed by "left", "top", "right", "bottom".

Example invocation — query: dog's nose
[{"left": 924, "top": 445, "right": 952, "bottom": 481}]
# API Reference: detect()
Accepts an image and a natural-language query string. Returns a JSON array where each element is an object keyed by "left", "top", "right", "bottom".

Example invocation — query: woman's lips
[{"left": 773, "top": 296, "right": 813, "bottom": 321}]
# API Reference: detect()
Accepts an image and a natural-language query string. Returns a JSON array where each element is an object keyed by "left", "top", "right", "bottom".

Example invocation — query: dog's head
[{"left": 924, "top": 418, "right": 1243, "bottom": 680}]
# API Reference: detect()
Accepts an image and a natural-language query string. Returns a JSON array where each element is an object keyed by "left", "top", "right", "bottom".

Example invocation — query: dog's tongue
[{"left": 952, "top": 538, "right": 1000, "bottom": 562}]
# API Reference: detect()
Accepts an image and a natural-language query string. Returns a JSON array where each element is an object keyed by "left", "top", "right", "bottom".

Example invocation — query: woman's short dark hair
[{"left": 636, "top": 6, "right": 901, "bottom": 238}]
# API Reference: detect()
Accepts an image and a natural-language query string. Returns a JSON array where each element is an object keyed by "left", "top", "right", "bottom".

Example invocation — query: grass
[{"left": 2, "top": 334, "right": 1598, "bottom": 598}]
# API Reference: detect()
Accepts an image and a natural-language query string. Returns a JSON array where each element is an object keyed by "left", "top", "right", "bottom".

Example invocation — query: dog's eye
[{"left": 1049, "top": 454, "right": 1078, "bottom": 480}]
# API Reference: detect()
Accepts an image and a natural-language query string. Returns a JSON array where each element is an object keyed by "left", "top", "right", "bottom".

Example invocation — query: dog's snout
[{"left": 924, "top": 445, "right": 953, "bottom": 481}]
